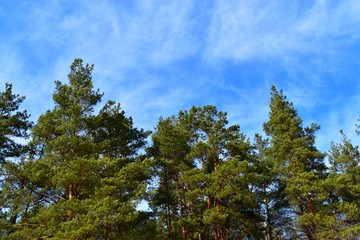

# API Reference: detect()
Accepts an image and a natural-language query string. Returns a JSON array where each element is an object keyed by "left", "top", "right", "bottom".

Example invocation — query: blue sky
[{"left": 1, "top": 0, "right": 360, "bottom": 151}]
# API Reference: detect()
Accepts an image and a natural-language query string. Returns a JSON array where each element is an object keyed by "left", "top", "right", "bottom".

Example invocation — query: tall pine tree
[
  {"left": 7, "top": 59, "right": 153, "bottom": 239},
  {"left": 263, "top": 86, "right": 327, "bottom": 239},
  {"left": 150, "top": 106, "right": 262, "bottom": 239},
  {"left": 252, "top": 133, "right": 289, "bottom": 239},
  {"left": 326, "top": 131, "right": 360, "bottom": 238},
  {"left": 0, "top": 83, "right": 32, "bottom": 237}
]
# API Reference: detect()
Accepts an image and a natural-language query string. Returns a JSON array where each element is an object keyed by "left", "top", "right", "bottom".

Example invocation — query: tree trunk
[
  {"left": 264, "top": 184, "right": 273, "bottom": 240},
  {"left": 67, "top": 183, "right": 75, "bottom": 221},
  {"left": 176, "top": 181, "right": 187, "bottom": 238}
]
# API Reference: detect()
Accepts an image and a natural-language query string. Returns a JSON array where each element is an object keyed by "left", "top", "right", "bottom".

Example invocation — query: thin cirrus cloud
[
  {"left": 206, "top": 0, "right": 360, "bottom": 62},
  {"left": 55, "top": 0, "right": 197, "bottom": 68},
  {"left": 204, "top": 0, "right": 360, "bottom": 147},
  {"left": 0, "top": 0, "right": 359, "bottom": 151},
  {"left": 205, "top": 0, "right": 360, "bottom": 89},
  {"left": 2, "top": 0, "right": 199, "bottom": 121}
]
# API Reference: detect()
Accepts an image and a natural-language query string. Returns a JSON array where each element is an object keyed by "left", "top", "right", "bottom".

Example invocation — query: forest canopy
[{"left": 0, "top": 59, "right": 359, "bottom": 240}]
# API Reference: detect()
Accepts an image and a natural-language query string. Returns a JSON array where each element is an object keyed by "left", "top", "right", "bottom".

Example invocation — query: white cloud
[
  {"left": 0, "top": 46, "right": 23, "bottom": 85},
  {"left": 296, "top": 0, "right": 360, "bottom": 39},
  {"left": 45, "top": 0, "right": 198, "bottom": 69},
  {"left": 207, "top": 0, "right": 360, "bottom": 60},
  {"left": 48, "top": 0, "right": 199, "bottom": 122},
  {"left": 203, "top": 0, "right": 360, "bottom": 149},
  {"left": 205, "top": 0, "right": 360, "bottom": 89},
  {"left": 207, "top": 1, "right": 301, "bottom": 61},
  {"left": 3, "top": 0, "right": 200, "bottom": 126},
  {"left": 316, "top": 83, "right": 360, "bottom": 151},
  {"left": 3, "top": 0, "right": 360, "bottom": 147}
]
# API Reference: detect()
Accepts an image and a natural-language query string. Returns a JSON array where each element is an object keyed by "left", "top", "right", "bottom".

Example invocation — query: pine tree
[
  {"left": 87, "top": 100, "right": 152, "bottom": 240},
  {"left": 150, "top": 106, "right": 262, "bottom": 239},
  {"left": 0, "top": 83, "right": 32, "bottom": 237},
  {"left": 326, "top": 131, "right": 360, "bottom": 238},
  {"left": 0, "top": 83, "right": 32, "bottom": 163},
  {"left": 263, "top": 86, "right": 327, "bottom": 239},
  {"left": 185, "top": 106, "right": 263, "bottom": 239},
  {"left": 148, "top": 116, "right": 192, "bottom": 239},
  {"left": 252, "top": 134, "right": 289, "bottom": 239},
  {"left": 7, "top": 59, "right": 152, "bottom": 239}
]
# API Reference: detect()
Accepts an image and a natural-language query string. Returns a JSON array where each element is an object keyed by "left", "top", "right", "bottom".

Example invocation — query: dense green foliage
[{"left": 0, "top": 59, "right": 359, "bottom": 239}]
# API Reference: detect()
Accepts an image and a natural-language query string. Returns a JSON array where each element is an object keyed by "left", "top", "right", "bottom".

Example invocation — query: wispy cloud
[
  {"left": 207, "top": 1, "right": 300, "bottom": 60},
  {"left": 1, "top": 0, "right": 360, "bottom": 152},
  {"left": 4, "top": 0, "right": 200, "bottom": 128},
  {"left": 316, "top": 80, "right": 360, "bottom": 150},
  {"left": 206, "top": 0, "right": 360, "bottom": 61},
  {"left": 204, "top": 0, "right": 360, "bottom": 150},
  {"left": 46, "top": 0, "right": 198, "bottom": 69},
  {"left": 205, "top": 0, "right": 360, "bottom": 90}
]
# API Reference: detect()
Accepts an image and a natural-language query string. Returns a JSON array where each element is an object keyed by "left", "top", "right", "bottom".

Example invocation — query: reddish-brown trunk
[
  {"left": 207, "top": 195, "right": 211, "bottom": 208},
  {"left": 67, "top": 183, "right": 75, "bottom": 221},
  {"left": 177, "top": 181, "right": 186, "bottom": 237},
  {"left": 306, "top": 194, "right": 314, "bottom": 214}
]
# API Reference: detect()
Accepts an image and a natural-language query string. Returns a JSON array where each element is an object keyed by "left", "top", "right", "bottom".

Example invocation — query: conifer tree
[
  {"left": 0, "top": 83, "right": 32, "bottom": 237},
  {"left": 0, "top": 83, "right": 32, "bottom": 163},
  {"left": 253, "top": 134, "right": 289, "bottom": 239},
  {"left": 178, "top": 106, "right": 262, "bottom": 239},
  {"left": 7, "top": 59, "right": 152, "bottom": 239},
  {"left": 150, "top": 106, "right": 262, "bottom": 239},
  {"left": 5, "top": 67, "right": 360, "bottom": 240},
  {"left": 263, "top": 86, "right": 327, "bottom": 239},
  {"left": 87, "top": 100, "right": 152, "bottom": 240},
  {"left": 148, "top": 116, "right": 192, "bottom": 239},
  {"left": 326, "top": 131, "right": 360, "bottom": 238}
]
